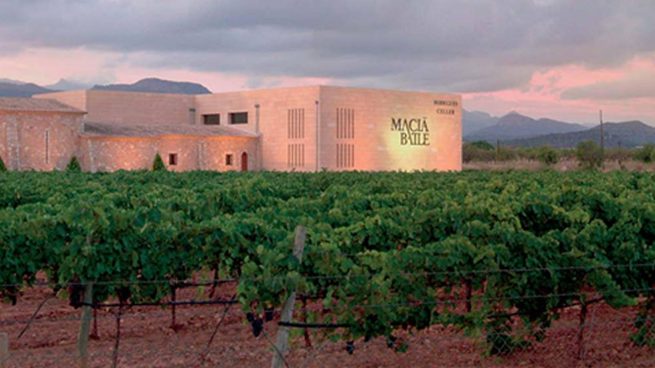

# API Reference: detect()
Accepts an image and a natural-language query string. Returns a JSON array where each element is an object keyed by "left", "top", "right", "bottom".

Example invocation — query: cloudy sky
[{"left": 0, "top": 0, "right": 654, "bottom": 124}]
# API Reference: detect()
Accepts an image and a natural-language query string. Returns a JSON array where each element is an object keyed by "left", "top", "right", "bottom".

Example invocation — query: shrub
[
  {"left": 495, "top": 147, "right": 517, "bottom": 161},
  {"left": 576, "top": 141, "right": 603, "bottom": 169},
  {"left": 468, "top": 140, "right": 495, "bottom": 151},
  {"left": 536, "top": 146, "right": 559, "bottom": 166},
  {"left": 634, "top": 144, "right": 655, "bottom": 163},
  {"left": 152, "top": 153, "right": 167, "bottom": 171},
  {"left": 0, "top": 156, "right": 6, "bottom": 172},
  {"left": 605, "top": 147, "right": 633, "bottom": 162},
  {"left": 462, "top": 142, "right": 495, "bottom": 162},
  {"left": 66, "top": 156, "right": 82, "bottom": 172}
]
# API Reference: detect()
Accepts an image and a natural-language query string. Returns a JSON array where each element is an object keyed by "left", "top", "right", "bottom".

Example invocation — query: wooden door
[{"left": 241, "top": 152, "right": 248, "bottom": 172}]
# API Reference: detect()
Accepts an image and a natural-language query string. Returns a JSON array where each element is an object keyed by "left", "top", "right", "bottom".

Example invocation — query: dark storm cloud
[{"left": 0, "top": 0, "right": 653, "bottom": 92}]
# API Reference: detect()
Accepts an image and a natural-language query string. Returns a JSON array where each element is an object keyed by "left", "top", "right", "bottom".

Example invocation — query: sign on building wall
[{"left": 390, "top": 117, "right": 430, "bottom": 146}]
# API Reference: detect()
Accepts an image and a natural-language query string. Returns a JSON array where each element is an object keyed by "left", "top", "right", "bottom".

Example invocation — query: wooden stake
[
  {"left": 0, "top": 332, "right": 8, "bottom": 368},
  {"left": 111, "top": 305, "right": 123, "bottom": 368},
  {"left": 77, "top": 282, "right": 93, "bottom": 368},
  {"left": 271, "top": 225, "right": 306, "bottom": 368}
]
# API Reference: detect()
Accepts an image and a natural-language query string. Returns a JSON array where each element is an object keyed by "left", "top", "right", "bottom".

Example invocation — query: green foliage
[
  {"left": 495, "top": 146, "right": 517, "bottom": 161},
  {"left": 65, "top": 156, "right": 82, "bottom": 172},
  {"left": 634, "top": 144, "right": 655, "bottom": 163},
  {"left": 152, "top": 153, "right": 167, "bottom": 171},
  {"left": 0, "top": 170, "right": 654, "bottom": 356},
  {"left": 536, "top": 146, "right": 559, "bottom": 166},
  {"left": 462, "top": 142, "right": 495, "bottom": 162},
  {"left": 469, "top": 140, "right": 495, "bottom": 151},
  {"left": 575, "top": 141, "right": 603, "bottom": 169},
  {"left": 0, "top": 156, "right": 6, "bottom": 172}
]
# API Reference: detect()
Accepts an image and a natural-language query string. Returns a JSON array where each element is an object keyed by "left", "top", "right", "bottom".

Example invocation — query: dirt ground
[{"left": 1, "top": 282, "right": 654, "bottom": 368}]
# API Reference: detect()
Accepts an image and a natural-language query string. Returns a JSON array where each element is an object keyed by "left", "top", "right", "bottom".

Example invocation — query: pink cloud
[{"left": 464, "top": 53, "right": 655, "bottom": 124}]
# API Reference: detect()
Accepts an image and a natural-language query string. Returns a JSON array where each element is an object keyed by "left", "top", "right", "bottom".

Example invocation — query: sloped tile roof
[
  {"left": 82, "top": 121, "right": 258, "bottom": 138},
  {"left": 0, "top": 97, "right": 84, "bottom": 113}
]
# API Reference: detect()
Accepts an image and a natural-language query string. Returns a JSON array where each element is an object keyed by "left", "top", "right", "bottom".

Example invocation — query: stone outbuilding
[{"left": 0, "top": 98, "right": 85, "bottom": 171}]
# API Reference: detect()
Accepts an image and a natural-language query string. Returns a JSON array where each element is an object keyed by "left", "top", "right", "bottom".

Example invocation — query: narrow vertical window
[
  {"left": 225, "top": 154, "right": 234, "bottom": 166},
  {"left": 44, "top": 130, "right": 49, "bottom": 164}
]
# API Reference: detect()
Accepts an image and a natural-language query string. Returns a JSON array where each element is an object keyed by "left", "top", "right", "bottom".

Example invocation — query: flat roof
[
  {"left": 0, "top": 97, "right": 85, "bottom": 113},
  {"left": 83, "top": 121, "right": 258, "bottom": 138}
]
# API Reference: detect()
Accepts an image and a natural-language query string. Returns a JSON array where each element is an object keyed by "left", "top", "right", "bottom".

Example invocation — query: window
[
  {"left": 203, "top": 114, "right": 220, "bottom": 125},
  {"left": 168, "top": 153, "right": 178, "bottom": 166},
  {"left": 225, "top": 154, "right": 233, "bottom": 166},
  {"left": 229, "top": 112, "right": 248, "bottom": 125},
  {"left": 189, "top": 108, "right": 196, "bottom": 125}
]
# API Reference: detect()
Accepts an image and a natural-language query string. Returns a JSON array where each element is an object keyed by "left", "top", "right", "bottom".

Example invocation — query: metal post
[
  {"left": 255, "top": 104, "right": 262, "bottom": 171},
  {"left": 599, "top": 110, "right": 605, "bottom": 158}
]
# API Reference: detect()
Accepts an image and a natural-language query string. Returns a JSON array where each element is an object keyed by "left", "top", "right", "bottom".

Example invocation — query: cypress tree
[
  {"left": 66, "top": 156, "right": 82, "bottom": 172},
  {"left": 152, "top": 153, "right": 167, "bottom": 171}
]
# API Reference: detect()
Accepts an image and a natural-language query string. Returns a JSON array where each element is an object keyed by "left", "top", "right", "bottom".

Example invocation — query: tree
[
  {"left": 152, "top": 153, "right": 167, "bottom": 171},
  {"left": 462, "top": 141, "right": 496, "bottom": 162},
  {"left": 536, "top": 146, "right": 559, "bottom": 166},
  {"left": 468, "top": 140, "right": 495, "bottom": 151},
  {"left": 0, "top": 156, "right": 6, "bottom": 172},
  {"left": 634, "top": 144, "right": 655, "bottom": 163},
  {"left": 576, "top": 141, "right": 603, "bottom": 169},
  {"left": 66, "top": 156, "right": 82, "bottom": 172}
]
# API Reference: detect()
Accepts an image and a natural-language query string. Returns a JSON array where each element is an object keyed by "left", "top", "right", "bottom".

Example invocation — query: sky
[{"left": 0, "top": 0, "right": 654, "bottom": 124}]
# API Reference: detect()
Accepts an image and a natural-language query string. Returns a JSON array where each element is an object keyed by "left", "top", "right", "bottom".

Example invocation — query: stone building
[{"left": 0, "top": 86, "right": 462, "bottom": 172}]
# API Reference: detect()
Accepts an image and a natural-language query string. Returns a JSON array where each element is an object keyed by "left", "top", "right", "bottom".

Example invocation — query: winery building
[{"left": 0, "top": 86, "right": 462, "bottom": 172}]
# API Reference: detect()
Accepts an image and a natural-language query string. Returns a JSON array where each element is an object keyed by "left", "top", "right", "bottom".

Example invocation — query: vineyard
[{"left": 1, "top": 170, "right": 655, "bottom": 366}]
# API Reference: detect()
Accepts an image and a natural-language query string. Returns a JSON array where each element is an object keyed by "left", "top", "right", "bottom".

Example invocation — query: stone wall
[
  {"left": 195, "top": 86, "right": 320, "bottom": 172},
  {"left": 34, "top": 86, "right": 463, "bottom": 172},
  {"left": 0, "top": 111, "right": 83, "bottom": 171},
  {"left": 80, "top": 135, "right": 258, "bottom": 172},
  {"left": 0, "top": 114, "right": 6, "bottom": 167},
  {"left": 319, "top": 86, "right": 462, "bottom": 172}
]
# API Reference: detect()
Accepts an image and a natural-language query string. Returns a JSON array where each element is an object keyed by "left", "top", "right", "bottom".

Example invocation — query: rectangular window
[
  {"left": 203, "top": 114, "right": 220, "bottom": 125},
  {"left": 229, "top": 112, "right": 248, "bottom": 125},
  {"left": 168, "top": 153, "right": 178, "bottom": 166},
  {"left": 225, "top": 154, "right": 233, "bottom": 166}
]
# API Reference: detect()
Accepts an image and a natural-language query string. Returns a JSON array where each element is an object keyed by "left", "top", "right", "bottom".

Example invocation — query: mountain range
[
  {"left": 465, "top": 111, "right": 587, "bottom": 142},
  {"left": 0, "top": 77, "right": 211, "bottom": 96},
  {"left": 503, "top": 121, "right": 655, "bottom": 148},
  {"left": 463, "top": 111, "right": 654, "bottom": 148}
]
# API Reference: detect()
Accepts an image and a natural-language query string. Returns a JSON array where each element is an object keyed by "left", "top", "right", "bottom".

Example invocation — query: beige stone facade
[
  {"left": 0, "top": 98, "right": 84, "bottom": 171},
  {"left": 1, "top": 85, "right": 461, "bottom": 172}
]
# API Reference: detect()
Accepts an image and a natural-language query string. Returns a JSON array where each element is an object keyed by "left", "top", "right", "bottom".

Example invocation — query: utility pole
[{"left": 599, "top": 110, "right": 605, "bottom": 155}]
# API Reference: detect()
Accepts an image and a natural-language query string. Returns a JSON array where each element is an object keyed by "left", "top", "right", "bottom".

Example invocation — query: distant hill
[
  {"left": 0, "top": 82, "right": 54, "bottom": 97},
  {"left": 45, "top": 79, "right": 92, "bottom": 91},
  {"left": 0, "top": 78, "right": 28, "bottom": 85},
  {"left": 92, "top": 78, "right": 211, "bottom": 95},
  {"left": 505, "top": 121, "right": 655, "bottom": 148},
  {"left": 463, "top": 110, "right": 499, "bottom": 136},
  {"left": 465, "top": 112, "right": 587, "bottom": 142}
]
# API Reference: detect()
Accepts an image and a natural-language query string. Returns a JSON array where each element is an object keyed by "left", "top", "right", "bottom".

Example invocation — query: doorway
[{"left": 241, "top": 152, "right": 248, "bottom": 172}]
